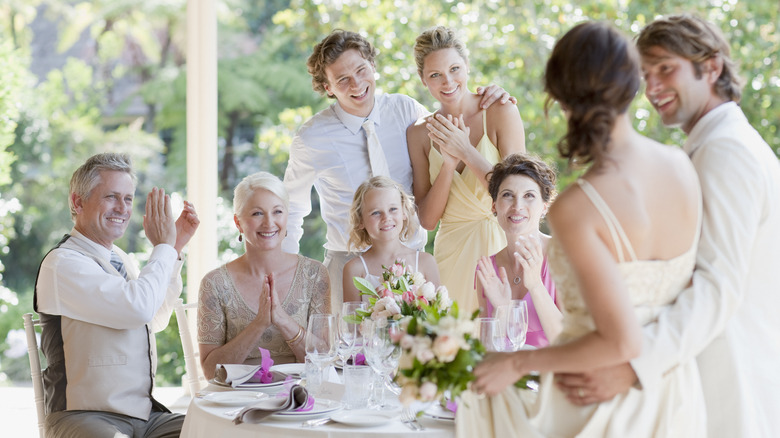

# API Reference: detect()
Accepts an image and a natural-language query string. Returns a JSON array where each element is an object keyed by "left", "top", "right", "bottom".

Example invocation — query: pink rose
[
  {"left": 381, "top": 288, "right": 394, "bottom": 298},
  {"left": 402, "top": 290, "right": 415, "bottom": 303},
  {"left": 391, "top": 263, "right": 405, "bottom": 278}
]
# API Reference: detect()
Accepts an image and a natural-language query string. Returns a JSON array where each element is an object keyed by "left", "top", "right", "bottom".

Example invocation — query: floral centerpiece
[
  {"left": 350, "top": 259, "right": 537, "bottom": 409},
  {"left": 351, "top": 259, "right": 454, "bottom": 323},
  {"left": 394, "top": 307, "right": 483, "bottom": 406}
]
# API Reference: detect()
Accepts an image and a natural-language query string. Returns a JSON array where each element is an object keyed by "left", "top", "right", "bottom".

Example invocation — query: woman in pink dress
[{"left": 476, "top": 154, "right": 562, "bottom": 347}]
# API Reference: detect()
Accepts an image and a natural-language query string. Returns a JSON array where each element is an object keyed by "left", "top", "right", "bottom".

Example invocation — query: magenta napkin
[{"left": 250, "top": 348, "right": 274, "bottom": 383}]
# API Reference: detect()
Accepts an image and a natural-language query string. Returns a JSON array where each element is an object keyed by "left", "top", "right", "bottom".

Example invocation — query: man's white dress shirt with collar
[{"left": 283, "top": 93, "right": 429, "bottom": 254}]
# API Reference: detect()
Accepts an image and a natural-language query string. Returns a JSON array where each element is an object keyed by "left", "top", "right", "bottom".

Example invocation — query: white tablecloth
[{"left": 181, "top": 389, "right": 454, "bottom": 438}]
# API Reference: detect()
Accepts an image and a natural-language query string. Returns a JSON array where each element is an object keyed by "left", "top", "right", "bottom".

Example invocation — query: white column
[{"left": 186, "top": 0, "right": 218, "bottom": 303}]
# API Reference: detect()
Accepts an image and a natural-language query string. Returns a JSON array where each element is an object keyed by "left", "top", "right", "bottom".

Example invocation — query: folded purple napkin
[
  {"left": 233, "top": 384, "right": 313, "bottom": 424},
  {"left": 214, "top": 348, "right": 284, "bottom": 387},
  {"left": 250, "top": 348, "right": 275, "bottom": 383}
]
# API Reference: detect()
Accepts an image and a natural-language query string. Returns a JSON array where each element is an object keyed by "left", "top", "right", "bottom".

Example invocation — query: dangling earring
[{"left": 238, "top": 234, "right": 243, "bottom": 242}]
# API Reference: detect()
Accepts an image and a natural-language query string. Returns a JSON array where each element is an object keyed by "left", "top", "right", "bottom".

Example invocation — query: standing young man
[
  {"left": 555, "top": 15, "right": 780, "bottom": 438},
  {"left": 283, "top": 30, "right": 513, "bottom": 310}
]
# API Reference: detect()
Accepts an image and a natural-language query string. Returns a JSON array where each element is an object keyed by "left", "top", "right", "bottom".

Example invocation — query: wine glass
[
  {"left": 305, "top": 314, "right": 337, "bottom": 396},
  {"left": 363, "top": 319, "right": 401, "bottom": 408},
  {"left": 475, "top": 317, "right": 502, "bottom": 352},
  {"left": 338, "top": 301, "right": 367, "bottom": 365},
  {"left": 506, "top": 300, "right": 529, "bottom": 351}
]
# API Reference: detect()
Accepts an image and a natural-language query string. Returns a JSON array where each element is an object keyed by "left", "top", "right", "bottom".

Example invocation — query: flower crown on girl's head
[{"left": 347, "top": 175, "right": 420, "bottom": 251}]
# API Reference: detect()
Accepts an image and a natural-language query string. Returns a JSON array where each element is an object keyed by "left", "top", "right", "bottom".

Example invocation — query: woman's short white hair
[{"left": 233, "top": 171, "right": 289, "bottom": 215}]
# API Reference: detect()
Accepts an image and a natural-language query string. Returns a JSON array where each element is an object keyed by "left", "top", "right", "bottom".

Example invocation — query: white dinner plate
[
  {"left": 331, "top": 410, "right": 396, "bottom": 427},
  {"left": 199, "top": 391, "right": 268, "bottom": 407},
  {"left": 208, "top": 378, "right": 286, "bottom": 392},
  {"left": 423, "top": 403, "right": 455, "bottom": 421},
  {"left": 270, "top": 399, "right": 343, "bottom": 421}
]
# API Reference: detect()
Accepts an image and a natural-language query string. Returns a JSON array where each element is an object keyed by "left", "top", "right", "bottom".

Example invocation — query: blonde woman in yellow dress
[{"left": 407, "top": 26, "right": 526, "bottom": 314}]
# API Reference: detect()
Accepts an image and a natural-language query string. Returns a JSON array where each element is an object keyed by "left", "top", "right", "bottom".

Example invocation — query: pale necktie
[
  {"left": 110, "top": 251, "right": 128, "bottom": 280},
  {"left": 362, "top": 119, "right": 390, "bottom": 177}
]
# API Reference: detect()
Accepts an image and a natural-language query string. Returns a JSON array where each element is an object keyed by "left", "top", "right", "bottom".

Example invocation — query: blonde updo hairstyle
[
  {"left": 414, "top": 26, "right": 470, "bottom": 78},
  {"left": 348, "top": 176, "right": 419, "bottom": 252},
  {"left": 233, "top": 171, "right": 289, "bottom": 216}
]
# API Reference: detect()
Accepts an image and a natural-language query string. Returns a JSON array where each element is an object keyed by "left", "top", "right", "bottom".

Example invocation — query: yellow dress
[
  {"left": 428, "top": 110, "right": 506, "bottom": 315},
  {"left": 455, "top": 179, "right": 706, "bottom": 438}
]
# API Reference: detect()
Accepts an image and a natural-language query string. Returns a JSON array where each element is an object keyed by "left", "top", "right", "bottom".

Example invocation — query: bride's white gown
[{"left": 456, "top": 179, "right": 706, "bottom": 438}]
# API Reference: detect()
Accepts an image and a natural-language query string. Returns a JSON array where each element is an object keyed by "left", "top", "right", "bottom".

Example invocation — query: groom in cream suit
[{"left": 554, "top": 15, "right": 780, "bottom": 438}]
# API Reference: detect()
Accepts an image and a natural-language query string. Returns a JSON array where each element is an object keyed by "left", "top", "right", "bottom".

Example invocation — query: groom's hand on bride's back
[{"left": 554, "top": 363, "right": 638, "bottom": 406}]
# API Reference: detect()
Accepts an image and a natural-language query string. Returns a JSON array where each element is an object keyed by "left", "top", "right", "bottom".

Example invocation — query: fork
[{"left": 401, "top": 407, "right": 425, "bottom": 431}]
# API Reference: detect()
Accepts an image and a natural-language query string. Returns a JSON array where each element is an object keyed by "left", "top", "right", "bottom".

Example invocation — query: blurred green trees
[{"left": 0, "top": 0, "right": 777, "bottom": 385}]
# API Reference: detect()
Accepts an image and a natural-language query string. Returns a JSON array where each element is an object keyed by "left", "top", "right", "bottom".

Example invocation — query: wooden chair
[
  {"left": 23, "top": 313, "right": 46, "bottom": 438},
  {"left": 174, "top": 298, "right": 207, "bottom": 396}
]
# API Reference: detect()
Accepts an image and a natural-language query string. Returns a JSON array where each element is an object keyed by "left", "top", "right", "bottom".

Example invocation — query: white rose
[
  {"left": 412, "top": 271, "right": 426, "bottom": 286},
  {"left": 400, "top": 334, "right": 415, "bottom": 349},
  {"left": 432, "top": 334, "right": 460, "bottom": 363},
  {"left": 419, "top": 381, "right": 438, "bottom": 402},
  {"left": 419, "top": 282, "right": 436, "bottom": 301},
  {"left": 436, "top": 286, "right": 452, "bottom": 308}
]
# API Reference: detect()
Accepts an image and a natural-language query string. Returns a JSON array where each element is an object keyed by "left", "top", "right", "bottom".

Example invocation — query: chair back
[
  {"left": 174, "top": 298, "right": 207, "bottom": 396},
  {"left": 23, "top": 313, "right": 46, "bottom": 438}
]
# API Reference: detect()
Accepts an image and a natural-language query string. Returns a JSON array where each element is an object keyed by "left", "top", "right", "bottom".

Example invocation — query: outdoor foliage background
[{"left": 0, "top": 0, "right": 777, "bottom": 385}]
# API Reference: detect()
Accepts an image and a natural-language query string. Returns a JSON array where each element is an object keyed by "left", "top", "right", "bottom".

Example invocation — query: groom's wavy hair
[
  {"left": 348, "top": 176, "right": 419, "bottom": 252},
  {"left": 544, "top": 21, "right": 640, "bottom": 166},
  {"left": 636, "top": 14, "right": 743, "bottom": 103},
  {"left": 308, "top": 29, "right": 378, "bottom": 97}
]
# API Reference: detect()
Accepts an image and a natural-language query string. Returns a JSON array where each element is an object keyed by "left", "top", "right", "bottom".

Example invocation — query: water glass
[
  {"left": 475, "top": 317, "right": 502, "bottom": 352},
  {"left": 342, "top": 364, "right": 372, "bottom": 409},
  {"left": 363, "top": 319, "right": 401, "bottom": 408},
  {"left": 305, "top": 314, "right": 337, "bottom": 396}
]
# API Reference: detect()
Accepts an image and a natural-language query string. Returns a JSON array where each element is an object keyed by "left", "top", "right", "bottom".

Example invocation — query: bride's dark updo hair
[{"left": 544, "top": 22, "right": 640, "bottom": 165}]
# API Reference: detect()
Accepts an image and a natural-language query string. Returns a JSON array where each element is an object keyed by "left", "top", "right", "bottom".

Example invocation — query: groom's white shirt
[{"left": 631, "top": 102, "right": 780, "bottom": 438}]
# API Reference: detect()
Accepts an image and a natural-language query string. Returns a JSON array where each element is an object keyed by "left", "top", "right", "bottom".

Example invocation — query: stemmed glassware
[
  {"left": 506, "top": 300, "right": 529, "bottom": 351},
  {"left": 338, "top": 301, "right": 367, "bottom": 365},
  {"left": 305, "top": 313, "right": 338, "bottom": 396},
  {"left": 496, "top": 300, "right": 529, "bottom": 352},
  {"left": 363, "top": 319, "right": 401, "bottom": 408}
]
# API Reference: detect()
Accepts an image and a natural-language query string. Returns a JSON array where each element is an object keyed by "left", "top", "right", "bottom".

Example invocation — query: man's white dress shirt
[
  {"left": 631, "top": 102, "right": 780, "bottom": 438},
  {"left": 282, "top": 93, "right": 429, "bottom": 254}
]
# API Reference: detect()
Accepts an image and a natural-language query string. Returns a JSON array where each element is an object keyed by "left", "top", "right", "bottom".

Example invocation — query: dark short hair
[
  {"left": 307, "top": 30, "right": 378, "bottom": 96},
  {"left": 488, "top": 154, "right": 557, "bottom": 204},
  {"left": 636, "top": 14, "right": 743, "bottom": 103},
  {"left": 544, "top": 21, "right": 640, "bottom": 165}
]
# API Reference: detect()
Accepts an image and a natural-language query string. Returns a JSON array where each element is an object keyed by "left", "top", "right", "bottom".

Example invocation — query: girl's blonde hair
[{"left": 348, "top": 176, "right": 419, "bottom": 251}]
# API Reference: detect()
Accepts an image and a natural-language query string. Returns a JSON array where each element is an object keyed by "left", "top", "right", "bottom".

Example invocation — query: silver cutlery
[
  {"left": 401, "top": 408, "right": 425, "bottom": 431},
  {"left": 301, "top": 417, "right": 332, "bottom": 427}
]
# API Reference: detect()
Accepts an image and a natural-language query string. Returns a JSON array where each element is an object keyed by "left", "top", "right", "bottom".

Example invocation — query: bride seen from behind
[{"left": 456, "top": 22, "right": 706, "bottom": 437}]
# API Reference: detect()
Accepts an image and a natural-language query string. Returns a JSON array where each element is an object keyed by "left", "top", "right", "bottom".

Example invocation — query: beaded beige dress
[
  {"left": 456, "top": 179, "right": 706, "bottom": 438},
  {"left": 197, "top": 255, "right": 330, "bottom": 366}
]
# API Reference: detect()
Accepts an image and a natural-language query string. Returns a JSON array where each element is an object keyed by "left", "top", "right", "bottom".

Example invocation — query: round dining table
[{"left": 181, "top": 386, "right": 455, "bottom": 438}]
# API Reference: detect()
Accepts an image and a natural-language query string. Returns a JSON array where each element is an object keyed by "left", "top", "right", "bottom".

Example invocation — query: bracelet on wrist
[{"left": 286, "top": 325, "right": 304, "bottom": 345}]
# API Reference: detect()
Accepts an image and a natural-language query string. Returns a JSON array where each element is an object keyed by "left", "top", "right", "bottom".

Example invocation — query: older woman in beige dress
[{"left": 198, "top": 172, "right": 330, "bottom": 378}]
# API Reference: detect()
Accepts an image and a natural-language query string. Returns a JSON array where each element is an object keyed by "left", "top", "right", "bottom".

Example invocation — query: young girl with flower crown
[{"left": 343, "top": 176, "right": 441, "bottom": 303}]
